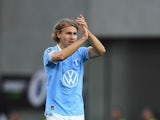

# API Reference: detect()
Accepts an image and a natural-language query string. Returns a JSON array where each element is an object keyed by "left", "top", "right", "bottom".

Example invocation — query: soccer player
[{"left": 43, "top": 14, "right": 106, "bottom": 120}]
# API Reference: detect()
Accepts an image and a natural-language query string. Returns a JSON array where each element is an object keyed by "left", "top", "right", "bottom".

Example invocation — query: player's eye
[
  {"left": 73, "top": 32, "right": 77, "bottom": 35},
  {"left": 66, "top": 32, "right": 77, "bottom": 35},
  {"left": 66, "top": 32, "right": 72, "bottom": 35}
]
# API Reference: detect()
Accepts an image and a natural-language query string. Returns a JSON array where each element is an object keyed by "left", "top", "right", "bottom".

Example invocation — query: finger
[
  {"left": 76, "top": 17, "right": 85, "bottom": 23},
  {"left": 76, "top": 21, "right": 85, "bottom": 26},
  {"left": 76, "top": 14, "right": 85, "bottom": 21},
  {"left": 76, "top": 16, "right": 83, "bottom": 20},
  {"left": 76, "top": 19, "right": 84, "bottom": 24},
  {"left": 79, "top": 14, "right": 85, "bottom": 19}
]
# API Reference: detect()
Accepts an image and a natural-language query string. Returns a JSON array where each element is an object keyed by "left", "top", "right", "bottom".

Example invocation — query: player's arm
[
  {"left": 52, "top": 36, "right": 87, "bottom": 62},
  {"left": 76, "top": 14, "right": 106, "bottom": 58},
  {"left": 88, "top": 31, "right": 106, "bottom": 58},
  {"left": 51, "top": 24, "right": 88, "bottom": 62}
]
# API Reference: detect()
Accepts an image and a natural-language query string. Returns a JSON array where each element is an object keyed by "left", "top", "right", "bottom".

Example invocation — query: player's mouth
[{"left": 68, "top": 40, "right": 75, "bottom": 44}]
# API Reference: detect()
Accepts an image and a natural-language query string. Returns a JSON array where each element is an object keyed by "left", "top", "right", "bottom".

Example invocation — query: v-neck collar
[{"left": 57, "top": 44, "right": 62, "bottom": 51}]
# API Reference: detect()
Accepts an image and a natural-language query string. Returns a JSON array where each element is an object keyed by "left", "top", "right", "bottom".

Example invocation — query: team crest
[{"left": 73, "top": 57, "right": 79, "bottom": 66}]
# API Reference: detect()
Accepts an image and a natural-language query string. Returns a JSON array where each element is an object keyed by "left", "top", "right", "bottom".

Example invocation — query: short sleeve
[
  {"left": 78, "top": 47, "right": 90, "bottom": 62},
  {"left": 43, "top": 47, "right": 57, "bottom": 66}
]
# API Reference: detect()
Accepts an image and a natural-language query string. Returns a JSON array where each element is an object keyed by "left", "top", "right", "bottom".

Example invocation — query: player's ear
[{"left": 57, "top": 32, "right": 61, "bottom": 39}]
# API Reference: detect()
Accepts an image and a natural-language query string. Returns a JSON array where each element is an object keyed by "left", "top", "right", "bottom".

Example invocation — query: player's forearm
[
  {"left": 88, "top": 31, "right": 106, "bottom": 55},
  {"left": 59, "top": 37, "right": 87, "bottom": 60},
  {"left": 61, "top": 25, "right": 88, "bottom": 60}
]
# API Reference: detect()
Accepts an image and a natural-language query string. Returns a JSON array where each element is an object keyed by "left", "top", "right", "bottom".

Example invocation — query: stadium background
[{"left": 0, "top": 0, "right": 160, "bottom": 120}]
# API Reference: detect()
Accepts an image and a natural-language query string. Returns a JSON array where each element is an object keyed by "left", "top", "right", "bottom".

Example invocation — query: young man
[{"left": 43, "top": 14, "right": 106, "bottom": 120}]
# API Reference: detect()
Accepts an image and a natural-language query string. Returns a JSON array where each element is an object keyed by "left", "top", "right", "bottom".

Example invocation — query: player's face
[{"left": 58, "top": 26, "right": 78, "bottom": 49}]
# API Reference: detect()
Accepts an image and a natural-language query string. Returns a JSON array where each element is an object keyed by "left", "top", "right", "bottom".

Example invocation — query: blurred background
[{"left": 0, "top": 0, "right": 160, "bottom": 120}]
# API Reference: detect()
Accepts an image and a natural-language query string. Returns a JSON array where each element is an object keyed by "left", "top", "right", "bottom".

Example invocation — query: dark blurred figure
[
  {"left": 9, "top": 112, "right": 19, "bottom": 120},
  {"left": 0, "top": 113, "right": 8, "bottom": 120},
  {"left": 154, "top": 109, "right": 160, "bottom": 120},
  {"left": 112, "top": 108, "right": 126, "bottom": 120},
  {"left": 0, "top": 89, "right": 9, "bottom": 120},
  {"left": 141, "top": 108, "right": 157, "bottom": 120}
]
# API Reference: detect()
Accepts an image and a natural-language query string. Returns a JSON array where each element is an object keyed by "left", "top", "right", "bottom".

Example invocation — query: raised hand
[
  {"left": 76, "top": 14, "right": 88, "bottom": 40},
  {"left": 76, "top": 14, "right": 88, "bottom": 29}
]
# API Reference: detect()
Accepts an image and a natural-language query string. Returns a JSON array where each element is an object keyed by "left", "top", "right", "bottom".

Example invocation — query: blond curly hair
[{"left": 52, "top": 18, "right": 79, "bottom": 43}]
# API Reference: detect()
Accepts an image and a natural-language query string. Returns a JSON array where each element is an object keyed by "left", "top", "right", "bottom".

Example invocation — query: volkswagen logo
[{"left": 62, "top": 69, "right": 78, "bottom": 88}]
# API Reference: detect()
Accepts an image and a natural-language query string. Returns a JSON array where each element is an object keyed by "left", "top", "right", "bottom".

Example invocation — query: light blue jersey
[{"left": 43, "top": 45, "right": 90, "bottom": 116}]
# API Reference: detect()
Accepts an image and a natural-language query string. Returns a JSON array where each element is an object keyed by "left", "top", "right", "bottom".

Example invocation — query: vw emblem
[{"left": 62, "top": 69, "right": 78, "bottom": 88}]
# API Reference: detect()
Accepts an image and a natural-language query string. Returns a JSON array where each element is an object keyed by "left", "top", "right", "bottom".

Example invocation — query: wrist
[{"left": 81, "top": 36, "right": 88, "bottom": 41}]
